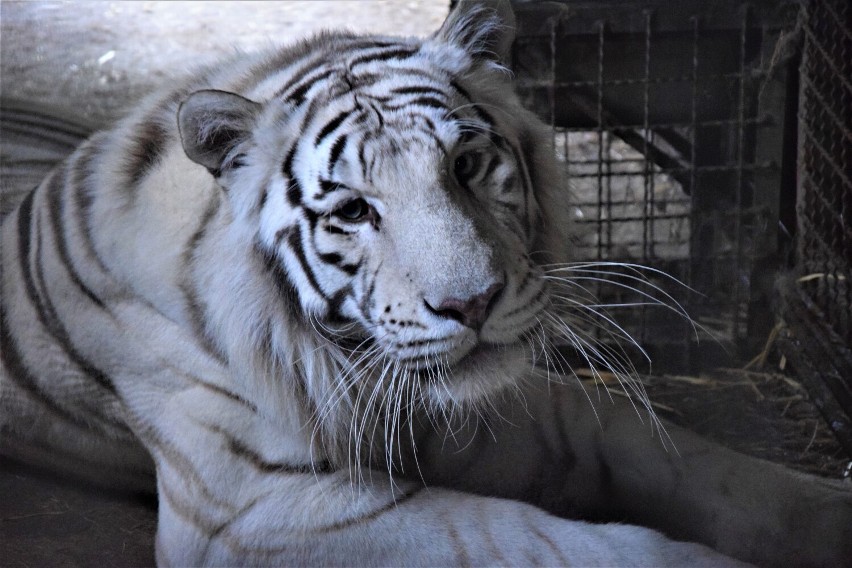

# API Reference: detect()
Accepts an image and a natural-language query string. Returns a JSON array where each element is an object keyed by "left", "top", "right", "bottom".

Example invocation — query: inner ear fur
[
  {"left": 435, "top": 0, "right": 516, "bottom": 67},
  {"left": 178, "top": 89, "right": 262, "bottom": 175}
]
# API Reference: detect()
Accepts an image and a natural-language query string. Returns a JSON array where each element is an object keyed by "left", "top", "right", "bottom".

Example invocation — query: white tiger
[{"left": 1, "top": 1, "right": 850, "bottom": 566}]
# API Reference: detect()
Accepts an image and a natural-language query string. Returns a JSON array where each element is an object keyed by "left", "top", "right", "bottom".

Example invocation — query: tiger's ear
[
  {"left": 178, "top": 89, "right": 262, "bottom": 176},
  {"left": 435, "top": 0, "right": 516, "bottom": 66}
]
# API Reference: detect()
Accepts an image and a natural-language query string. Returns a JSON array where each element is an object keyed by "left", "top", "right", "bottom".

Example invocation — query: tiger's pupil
[
  {"left": 337, "top": 198, "right": 369, "bottom": 221},
  {"left": 454, "top": 152, "right": 479, "bottom": 182}
]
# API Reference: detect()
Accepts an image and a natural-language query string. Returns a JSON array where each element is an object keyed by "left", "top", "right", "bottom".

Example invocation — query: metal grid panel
[
  {"left": 796, "top": 0, "right": 852, "bottom": 345},
  {"left": 512, "top": 0, "right": 797, "bottom": 372}
]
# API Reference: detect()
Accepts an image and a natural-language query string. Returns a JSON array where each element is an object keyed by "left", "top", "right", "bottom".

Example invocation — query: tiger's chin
[{"left": 422, "top": 341, "right": 531, "bottom": 406}]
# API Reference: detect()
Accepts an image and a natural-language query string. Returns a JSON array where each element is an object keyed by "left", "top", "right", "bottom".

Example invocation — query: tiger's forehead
[
  {"left": 283, "top": 63, "right": 487, "bottom": 171},
  {"left": 291, "top": 67, "right": 465, "bottom": 122},
  {"left": 258, "top": 38, "right": 507, "bottom": 197},
  {"left": 257, "top": 38, "right": 454, "bottom": 101}
]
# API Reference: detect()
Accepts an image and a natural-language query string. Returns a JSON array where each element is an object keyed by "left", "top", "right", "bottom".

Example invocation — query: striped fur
[{"left": 2, "top": 1, "right": 850, "bottom": 566}]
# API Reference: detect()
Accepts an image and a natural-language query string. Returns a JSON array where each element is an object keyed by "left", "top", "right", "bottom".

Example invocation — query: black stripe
[
  {"left": 367, "top": 40, "right": 398, "bottom": 49},
  {"left": 157, "top": 479, "right": 219, "bottom": 534},
  {"left": 27, "top": 193, "right": 119, "bottom": 397},
  {"left": 327, "top": 287, "right": 350, "bottom": 322},
  {"left": 324, "top": 223, "right": 353, "bottom": 236},
  {"left": 510, "top": 137, "right": 535, "bottom": 239},
  {"left": 45, "top": 165, "right": 108, "bottom": 310},
  {"left": 282, "top": 145, "right": 303, "bottom": 206},
  {"left": 250, "top": 52, "right": 318, "bottom": 98},
  {"left": 313, "top": 488, "right": 421, "bottom": 534},
  {"left": 125, "top": 119, "right": 169, "bottom": 187},
  {"left": 255, "top": 187, "right": 268, "bottom": 214},
  {"left": 385, "top": 96, "right": 447, "bottom": 112},
  {"left": 282, "top": 143, "right": 297, "bottom": 177},
  {"left": 471, "top": 106, "right": 498, "bottom": 141},
  {"left": 328, "top": 134, "right": 348, "bottom": 171},
  {"left": 370, "top": 102, "right": 385, "bottom": 129},
  {"left": 498, "top": 200, "right": 520, "bottom": 214},
  {"left": 339, "top": 263, "right": 359, "bottom": 276},
  {"left": 392, "top": 85, "right": 447, "bottom": 98},
  {"left": 349, "top": 46, "right": 418, "bottom": 68},
  {"left": 72, "top": 136, "right": 113, "bottom": 276},
  {"left": 482, "top": 154, "right": 501, "bottom": 180},
  {"left": 317, "top": 178, "right": 339, "bottom": 196},
  {"left": 318, "top": 252, "right": 359, "bottom": 276},
  {"left": 501, "top": 173, "right": 518, "bottom": 196},
  {"left": 357, "top": 137, "right": 369, "bottom": 178},
  {"left": 318, "top": 252, "right": 343, "bottom": 265},
  {"left": 347, "top": 72, "right": 382, "bottom": 91},
  {"left": 419, "top": 115, "right": 438, "bottom": 136},
  {"left": 315, "top": 109, "right": 352, "bottom": 147},
  {"left": 145, "top": 427, "right": 235, "bottom": 511},
  {"left": 420, "top": 128, "right": 449, "bottom": 158},
  {"left": 302, "top": 205, "right": 320, "bottom": 228},
  {"left": 286, "top": 184, "right": 302, "bottom": 208},
  {"left": 288, "top": 227, "right": 327, "bottom": 300},
  {"left": 1, "top": 196, "right": 112, "bottom": 432},
  {"left": 182, "top": 373, "right": 258, "bottom": 414},
  {"left": 203, "top": 421, "right": 333, "bottom": 475},
  {"left": 448, "top": 80, "right": 499, "bottom": 137},
  {"left": 254, "top": 241, "right": 301, "bottom": 315},
  {"left": 272, "top": 39, "right": 400, "bottom": 102},
  {"left": 273, "top": 226, "right": 292, "bottom": 248},
  {"left": 357, "top": 265, "right": 380, "bottom": 320},
  {"left": 450, "top": 80, "right": 473, "bottom": 102},
  {"left": 179, "top": 196, "right": 227, "bottom": 363},
  {"left": 285, "top": 69, "right": 336, "bottom": 106},
  {"left": 16, "top": 190, "right": 39, "bottom": 297},
  {"left": 366, "top": 154, "right": 378, "bottom": 185}
]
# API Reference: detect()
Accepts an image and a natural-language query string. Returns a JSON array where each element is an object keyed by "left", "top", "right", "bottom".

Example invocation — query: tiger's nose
[{"left": 426, "top": 282, "right": 505, "bottom": 331}]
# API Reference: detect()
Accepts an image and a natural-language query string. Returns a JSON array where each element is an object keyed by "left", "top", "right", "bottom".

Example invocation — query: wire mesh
[
  {"left": 796, "top": 0, "right": 852, "bottom": 346},
  {"left": 512, "top": 0, "right": 798, "bottom": 373}
]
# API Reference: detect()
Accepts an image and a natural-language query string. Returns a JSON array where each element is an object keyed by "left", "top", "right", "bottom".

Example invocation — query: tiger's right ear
[
  {"left": 178, "top": 89, "right": 262, "bottom": 176},
  {"left": 435, "top": 0, "right": 515, "bottom": 67}
]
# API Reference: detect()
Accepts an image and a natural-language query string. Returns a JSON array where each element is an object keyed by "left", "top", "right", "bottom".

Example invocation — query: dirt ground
[{"left": 1, "top": 1, "right": 449, "bottom": 126}]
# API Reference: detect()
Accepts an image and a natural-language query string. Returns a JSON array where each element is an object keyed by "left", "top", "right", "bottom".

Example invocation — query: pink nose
[{"left": 426, "top": 282, "right": 504, "bottom": 331}]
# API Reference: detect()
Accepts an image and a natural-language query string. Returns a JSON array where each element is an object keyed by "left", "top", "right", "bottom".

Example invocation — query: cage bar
[
  {"left": 511, "top": 0, "right": 852, "bottom": 436},
  {"left": 514, "top": 0, "right": 799, "bottom": 372}
]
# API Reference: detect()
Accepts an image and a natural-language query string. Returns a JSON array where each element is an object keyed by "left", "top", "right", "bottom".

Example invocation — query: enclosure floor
[{"left": 0, "top": 459, "right": 157, "bottom": 567}]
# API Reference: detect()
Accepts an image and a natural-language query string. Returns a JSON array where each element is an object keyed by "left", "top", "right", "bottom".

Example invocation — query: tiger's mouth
[
  {"left": 406, "top": 339, "right": 528, "bottom": 379},
  {"left": 418, "top": 340, "right": 532, "bottom": 404},
  {"left": 318, "top": 314, "right": 532, "bottom": 391}
]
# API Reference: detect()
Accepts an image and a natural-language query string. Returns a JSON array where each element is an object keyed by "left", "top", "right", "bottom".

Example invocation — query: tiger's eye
[
  {"left": 453, "top": 151, "right": 481, "bottom": 184},
  {"left": 335, "top": 198, "right": 370, "bottom": 221}
]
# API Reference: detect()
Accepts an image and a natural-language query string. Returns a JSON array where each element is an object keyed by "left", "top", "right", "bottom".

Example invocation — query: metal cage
[
  {"left": 779, "top": 0, "right": 852, "bottom": 452},
  {"left": 513, "top": 0, "right": 793, "bottom": 368},
  {"left": 510, "top": 0, "right": 851, "bottom": 443}
]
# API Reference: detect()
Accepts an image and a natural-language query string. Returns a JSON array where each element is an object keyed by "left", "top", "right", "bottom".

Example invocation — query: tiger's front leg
[
  {"left": 148, "top": 389, "right": 751, "bottom": 567},
  {"left": 413, "top": 381, "right": 852, "bottom": 567},
  {"left": 75, "top": 300, "right": 734, "bottom": 567},
  {"left": 154, "top": 432, "right": 742, "bottom": 567}
]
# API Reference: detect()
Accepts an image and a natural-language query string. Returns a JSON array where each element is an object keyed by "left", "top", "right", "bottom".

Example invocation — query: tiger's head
[{"left": 178, "top": 1, "right": 570, "bottom": 417}]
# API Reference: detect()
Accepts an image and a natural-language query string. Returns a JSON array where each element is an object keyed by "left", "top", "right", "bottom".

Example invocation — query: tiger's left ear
[
  {"left": 178, "top": 89, "right": 262, "bottom": 176},
  {"left": 434, "top": 0, "right": 516, "bottom": 67}
]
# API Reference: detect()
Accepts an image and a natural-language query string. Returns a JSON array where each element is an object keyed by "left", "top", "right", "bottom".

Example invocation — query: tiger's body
[{"left": 1, "top": 1, "right": 850, "bottom": 566}]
